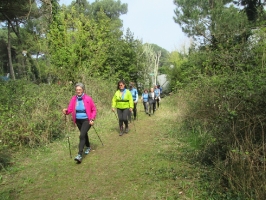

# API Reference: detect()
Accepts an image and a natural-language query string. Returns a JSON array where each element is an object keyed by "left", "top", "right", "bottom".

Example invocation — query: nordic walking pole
[
  {"left": 131, "top": 111, "right": 136, "bottom": 132},
  {"left": 136, "top": 106, "right": 138, "bottom": 121},
  {"left": 92, "top": 126, "right": 104, "bottom": 146},
  {"left": 65, "top": 115, "right": 72, "bottom": 158},
  {"left": 113, "top": 110, "right": 118, "bottom": 120}
]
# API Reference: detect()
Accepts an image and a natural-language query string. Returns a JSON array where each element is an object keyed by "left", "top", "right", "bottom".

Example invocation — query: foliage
[
  {"left": 0, "top": 96, "right": 209, "bottom": 200},
  {"left": 0, "top": 80, "right": 69, "bottom": 148},
  {"left": 147, "top": 43, "right": 169, "bottom": 68},
  {"left": 48, "top": 7, "right": 117, "bottom": 82},
  {"left": 172, "top": 0, "right": 266, "bottom": 198},
  {"left": 165, "top": 51, "right": 188, "bottom": 91},
  {"left": 116, "top": 29, "right": 147, "bottom": 86},
  {"left": 90, "top": 0, "right": 128, "bottom": 21},
  {"left": 0, "top": 75, "right": 116, "bottom": 150}
]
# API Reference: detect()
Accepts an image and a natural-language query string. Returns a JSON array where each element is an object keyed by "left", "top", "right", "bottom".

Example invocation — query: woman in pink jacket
[{"left": 63, "top": 83, "right": 97, "bottom": 163}]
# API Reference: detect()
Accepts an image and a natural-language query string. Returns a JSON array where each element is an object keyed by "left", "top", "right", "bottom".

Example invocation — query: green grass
[{"left": 0, "top": 97, "right": 209, "bottom": 200}]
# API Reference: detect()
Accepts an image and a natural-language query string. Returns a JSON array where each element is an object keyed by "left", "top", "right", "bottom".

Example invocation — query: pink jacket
[{"left": 66, "top": 94, "right": 97, "bottom": 123}]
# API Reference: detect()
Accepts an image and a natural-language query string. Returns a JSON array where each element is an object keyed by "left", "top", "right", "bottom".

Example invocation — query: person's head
[
  {"left": 150, "top": 87, "right": 154, "bottom": 92},
  {"left": 75, "top": 82, "right": 85, "bottom": 96},
  {"left": 154, "top": 85, "right": 157, "bottom": 89},
  {"left": 157, "top": 85, "right": 160, "bottom": 88},
  {"left": 117, "top": 80, "right": 126, "bottom": 90},
  {"left": 129, "top": 82, "right": 135, "bottom": 89},
  {"left": 144, "top": 89, "right": 148, "bottom": 93}
]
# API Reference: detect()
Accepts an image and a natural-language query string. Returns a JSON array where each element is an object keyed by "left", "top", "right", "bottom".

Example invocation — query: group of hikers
[
  {"left": 62, "top": 80, "right": 162, "bottom": 163},
  {"left": 140, "top": 84, "right": 162, "bottom": 116}
]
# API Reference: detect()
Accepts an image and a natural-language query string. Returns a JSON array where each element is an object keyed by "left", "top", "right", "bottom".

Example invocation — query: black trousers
[
  {"left": 156, "top": 98, "right": 160, "bottom": 108},
  {"left": 149, "top": 101, "right": 156, "bottom": 114},
  {"left": 76, "top": 119, "right": 91, "bottom": 155},
  {"left": 117, "top": 108, "right": 130, "bottom": 129}
]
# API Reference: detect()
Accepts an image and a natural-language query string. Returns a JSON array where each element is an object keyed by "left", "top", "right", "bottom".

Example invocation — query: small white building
[{"left": 157, "top": 74, "right": 169, "bottom": 93}]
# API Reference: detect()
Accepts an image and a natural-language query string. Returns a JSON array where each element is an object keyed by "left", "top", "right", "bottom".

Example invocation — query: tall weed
[
  {"left": 174, "top": 71, "right": 266, "bottom": 199},
  {"left": 0, "top": 78, "right": 114, "bottom": 149}
]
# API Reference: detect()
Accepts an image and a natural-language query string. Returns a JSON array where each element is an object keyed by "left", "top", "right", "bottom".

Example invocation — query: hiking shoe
[
  {"left": 84, "top": 147, "right": 91, "bottom": 155},
  {"left": 119, "top": 127, "right": 124, "bottom": 136},
  {"left": 74, "top": 154, "right": 82, "bottom": 163},
  {"left": 125, "top": 127, "right": 129, "bottom": 133}
]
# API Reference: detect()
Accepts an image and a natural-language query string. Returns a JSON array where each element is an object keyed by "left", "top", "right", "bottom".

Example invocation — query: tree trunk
[
  {"left": 153, "top": 51, "right": 161, "bottom": 85},
  {"left": 7, "top": 21, "right": 15, "bottom": 80}
]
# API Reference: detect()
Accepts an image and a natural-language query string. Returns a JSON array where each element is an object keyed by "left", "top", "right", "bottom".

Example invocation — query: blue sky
[{"left": 59, "top": 0, "right": 190, "bottom": 52}]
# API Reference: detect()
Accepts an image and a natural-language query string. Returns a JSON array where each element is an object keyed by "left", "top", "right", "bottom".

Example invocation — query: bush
[
  {"left": 177, "top": 70, "right": 266, "bottom": 199},
  {"left": 0, "top": 78, "right": 115, "bottom": 149},
  {"left": 0, "top": 80, "right": 69, "bottom": 148}
]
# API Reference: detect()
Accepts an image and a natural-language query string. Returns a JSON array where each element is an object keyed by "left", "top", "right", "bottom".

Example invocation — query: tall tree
[
  {"left": 0, "top": 0, "right": 46, "bottom": 80},
  {"left": 90, "top": 0, "right": 127, "bottom": 20},
  {"left": 47, "top": 7, "right": 121, "bottom": 82},
  {"left": 90, "top": 0, "right": 127, "bottom": 30},
  {"left": 234, "top": 0, "right": 266, "bottom": 22}
]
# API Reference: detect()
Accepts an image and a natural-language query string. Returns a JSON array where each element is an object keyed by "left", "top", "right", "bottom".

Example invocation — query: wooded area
[
  {"left": 0, "top": 0, "right": 169, "bottom": 87},
  {"left": 171, "top": 0, "right": 266, "bottom": 199},
  {"left": 1, "top": 0, "right": 266, "bottom": 199}
]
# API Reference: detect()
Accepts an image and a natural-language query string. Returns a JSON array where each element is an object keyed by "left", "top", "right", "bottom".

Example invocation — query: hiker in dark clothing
[{"left": 154, "top": 85, "right": 161, "bottom": 109}]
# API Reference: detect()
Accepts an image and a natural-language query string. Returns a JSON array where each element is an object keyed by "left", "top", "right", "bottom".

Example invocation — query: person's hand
[
  {"left": 62, "top": 108, "right": 67, "bottom": 115},
  {"left": 112, "top": 108, "right": 115, "bottom": 112},
  {"left": 129, "top": 108, "right": 133, "bottom": 112},
  {"left": 89, "top": 120, "right": 94, "bottom": 126}
]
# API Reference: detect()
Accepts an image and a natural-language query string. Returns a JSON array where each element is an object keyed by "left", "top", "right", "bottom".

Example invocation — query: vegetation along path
[{"left": 1, "top": 97, "right": 203, "bottom": 200}]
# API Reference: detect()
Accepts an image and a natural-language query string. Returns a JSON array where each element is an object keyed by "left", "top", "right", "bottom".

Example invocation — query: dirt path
[{"left": 1, "top": 98, "right": 200, "bottom": 200}]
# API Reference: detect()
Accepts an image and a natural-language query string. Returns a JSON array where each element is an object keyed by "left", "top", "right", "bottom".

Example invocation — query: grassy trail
[{"left": 1, "top": 97, "right": 202, "bottom": 200}]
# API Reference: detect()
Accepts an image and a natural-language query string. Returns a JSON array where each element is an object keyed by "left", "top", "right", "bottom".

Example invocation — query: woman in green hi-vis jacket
[{"left": 112, "top": 80, "right": 134, "bottom": 136}]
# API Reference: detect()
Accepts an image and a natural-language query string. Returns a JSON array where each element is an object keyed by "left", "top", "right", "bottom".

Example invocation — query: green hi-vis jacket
[{"left": 112, "top": 89, "right": 134, "bottom": 109}]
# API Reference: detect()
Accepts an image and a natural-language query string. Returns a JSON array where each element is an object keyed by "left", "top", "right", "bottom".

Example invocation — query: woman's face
[
  {"left": 119, "top": 82, "right": 125, "bottom": 90},
  {"left": 150, "top": 88, "right": 154, "bottom": 92},
  {"left": 144, "top": 90, "right": 148, "bottom": 93},
  {"left": 75, "top": 86, "right": 84, "bottom": 96}
]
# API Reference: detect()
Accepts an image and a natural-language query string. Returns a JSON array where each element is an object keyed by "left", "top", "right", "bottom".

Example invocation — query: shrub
[
  {"left": 0, "top": 78, "right": 115, "bottom": 149},
  {"left": 177, "top": 70, "right": 266, "bottom": 199}
]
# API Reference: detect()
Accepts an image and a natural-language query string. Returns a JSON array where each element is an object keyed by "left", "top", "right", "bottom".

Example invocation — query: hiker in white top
[{"left": 148, "top": 87, "right": 156, "bottom": 116}]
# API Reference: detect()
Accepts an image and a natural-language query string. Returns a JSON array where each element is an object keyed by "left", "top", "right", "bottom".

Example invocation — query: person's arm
[
  {"left": 128, "top": 91, "right": 134, "bottom": 111},
  {"left": 90, "top": 98, "right": 97, "bottom": 120},
  {"left": 89, "top": 97, "right": 97, "bottom": 125},
  {"left": 135, "top": 89, "right": 138, "bottom": 103},
  {"left": 63, "top": 96, "right": 74, "bottom": 115},
  {"left": 112, "top": 92, "right": 117, "bottom": 111}
]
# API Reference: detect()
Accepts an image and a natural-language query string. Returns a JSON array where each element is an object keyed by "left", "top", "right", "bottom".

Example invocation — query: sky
[{"left": 59, "top": 0, "right": 190, "bottom": 52}]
